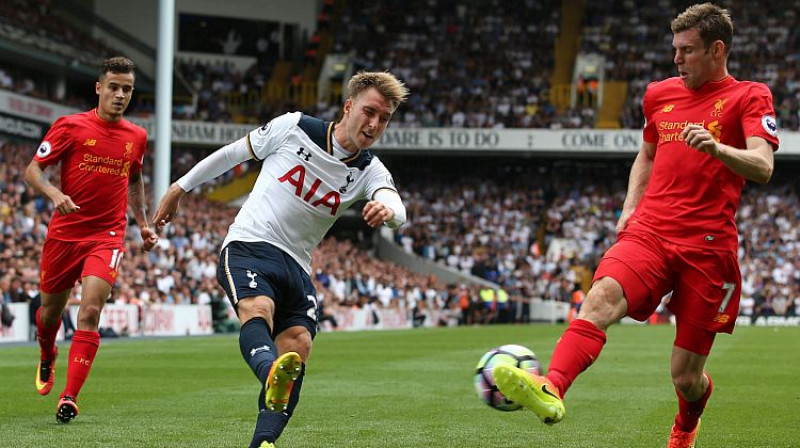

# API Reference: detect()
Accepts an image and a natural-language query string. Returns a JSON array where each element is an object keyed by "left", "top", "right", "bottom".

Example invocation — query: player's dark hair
[
  {"left": 345, "top": 71, "right": 409, "bottom": 112},
  {"left": 99, "top": 56, "right": 135, "bottom": 80},
  {"left": 671, "top": 3, "right": 733, "bottom": 54}
]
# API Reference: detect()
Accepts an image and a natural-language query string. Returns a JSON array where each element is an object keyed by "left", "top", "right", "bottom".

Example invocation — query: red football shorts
[
  {"left": 593, "top": 229, "right": 741, "bottom": 336},
  {"left": 39, "top": 238, "right": 125, "bottom": 293}
]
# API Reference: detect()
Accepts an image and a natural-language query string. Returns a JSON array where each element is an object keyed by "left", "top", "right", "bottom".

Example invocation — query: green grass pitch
[{"left": 1, "top": 324, "right": 799, "bottom": 447}]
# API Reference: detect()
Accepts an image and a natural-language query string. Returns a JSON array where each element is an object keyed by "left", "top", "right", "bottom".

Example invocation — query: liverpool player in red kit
[
  {"left": 493, "top": 4, "right": 778, "bottom": 447},
  {"left": 24, "top": 56, "right": 158, "bottom": 423}
]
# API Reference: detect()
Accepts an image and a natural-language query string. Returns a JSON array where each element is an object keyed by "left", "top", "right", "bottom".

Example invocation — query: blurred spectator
[{"left": 582, "top": 0, "right": 800, "bottom": 130}]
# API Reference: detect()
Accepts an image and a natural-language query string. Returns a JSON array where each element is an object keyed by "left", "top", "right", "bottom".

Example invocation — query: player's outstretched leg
[
  {"left": 493, "top": 365, "right": 565, "bottom": 425},
  {"left": 668, "top": 419, "right": 700, "bottom": 448},
  {"left": 669, "top": 372, "right": 711, "bottom": 447},
  {"left": 56, "top": 395, "right": 79, "bottom": 423},
  {"left": 497, "top": 318, "right": 607, "bottom": 424},
  {"left": 250, "top": 354, "right": 306, "bottom": 448}
]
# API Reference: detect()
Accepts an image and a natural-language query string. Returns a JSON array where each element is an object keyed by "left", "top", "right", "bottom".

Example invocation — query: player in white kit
[{"left": 153, "top": 72, "right": 409, "bottom": 448}]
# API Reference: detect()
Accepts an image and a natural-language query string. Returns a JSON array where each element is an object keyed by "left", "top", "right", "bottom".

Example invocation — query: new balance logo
[
  {"left": 297, "top": 147, "right": 311, "bottom": 161},
  {"left": 250, "top": 345, "right": 271, "bottom": 357}
]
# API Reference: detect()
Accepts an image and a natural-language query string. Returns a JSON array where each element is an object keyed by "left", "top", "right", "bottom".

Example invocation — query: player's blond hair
[
  {"left": 345, "top": 71, "right": 409, "bottom": 112},
  {"left": 671, "top": 3, "right": 733, "bottom": 54}
]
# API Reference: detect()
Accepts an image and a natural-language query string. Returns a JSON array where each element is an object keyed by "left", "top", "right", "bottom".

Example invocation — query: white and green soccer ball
[{"left": 474, "top": 344, "right": 542, "bottom": 411}]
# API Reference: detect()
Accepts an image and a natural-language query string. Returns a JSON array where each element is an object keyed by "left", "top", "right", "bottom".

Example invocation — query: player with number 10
[{"left": 24, "top": 56, "right": 157, "bottom": 423}]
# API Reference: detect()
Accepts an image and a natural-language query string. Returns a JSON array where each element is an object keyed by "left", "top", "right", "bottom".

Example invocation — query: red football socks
[
  {"left": 546, "top": 319, "right": 607, "bottom": 397},
  {"left": 35, "top": 308, "right": 61, "bottom": 360},
  {"left": 62, "top": 330, "right": 100, "bottom": 399},
  {"left": 675, "top": 372, "right": 713, "bottom": 432}
]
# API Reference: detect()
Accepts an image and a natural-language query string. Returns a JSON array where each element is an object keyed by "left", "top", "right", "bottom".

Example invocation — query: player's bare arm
[
  {"left": 681, "top": 125, "right": 774, "bottom": 183},
  {"left": 23, "top": 159, "right": 80, "bottom": 215},
  {"left": 617, "top": 141, "right": 656, "bottom": 232},
  {"left": 152, "top": 182, "right": 188, "bottom": 231},
  {"left": 153, "top": 137, "right": 254, "bottom": 232},
  {"left": 128, "top": 171, "right": 158, "bottom": 251}
]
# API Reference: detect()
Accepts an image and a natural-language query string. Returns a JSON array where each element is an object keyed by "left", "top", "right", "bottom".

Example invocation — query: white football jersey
[{"left": 222, "top": 112, "right": 399, "bottom": 273}]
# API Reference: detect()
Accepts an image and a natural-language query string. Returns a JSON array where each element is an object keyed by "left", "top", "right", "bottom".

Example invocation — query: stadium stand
[
  {"left": 389, "top": 155, "right": 800, "bottom": 319},
  {"left": 3, "top": 138, "right": 798, "bottom": 330},
  {"left": 3, "top": 0, "right": 799, "bottom": 132},
  {"left": 580, "top": 0, "right": 800, "bottom": 130},
  {"left": 2, "top": 1, "right": 799, "bottom": 335}
]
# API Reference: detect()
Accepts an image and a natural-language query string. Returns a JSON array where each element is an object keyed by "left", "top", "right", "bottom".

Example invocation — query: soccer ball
[{"left": 474, "top": 344, "right": 541, "bottom": 411}]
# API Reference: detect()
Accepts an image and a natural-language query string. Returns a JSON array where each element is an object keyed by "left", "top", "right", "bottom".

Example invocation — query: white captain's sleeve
[
  {"left": 364, "top": 157, "right": 406, "bottom": 228},
  {"left": 374, "top": 188, "right": 406, "bottom": 228},
  {"left": 246, "top": 111, "right": 300, "bottom": 160},
  {"left": 176, "top": 138, "right": 251, "bottom": 192},
  {"left": 176, "top": 112, "right": 300, "bottom": 192}
]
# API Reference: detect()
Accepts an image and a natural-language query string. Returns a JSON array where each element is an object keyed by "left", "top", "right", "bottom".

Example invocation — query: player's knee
[
  {"left": 77, "top": 304, "right": 102, "bottom": 329},
  {"left": 39, "top": 306, "right": 62, "bottom": 327},
  {"left": 578, "top": 280, "right": 626, "bottom": 329},
  {"left": 277, "top": 327, "right": 313, "bottom": 361},
  {"left": 286, "top": 332, "right": 312, "bottom": 361},
  {"left": 294, "top": 332, "right": 312, "bottom": 360},
  {"left": 672, "top": 371, "right": 704, "bottom": 398},
  {"left": 237, "top": 296, "right": 275, "bottom": 324}
]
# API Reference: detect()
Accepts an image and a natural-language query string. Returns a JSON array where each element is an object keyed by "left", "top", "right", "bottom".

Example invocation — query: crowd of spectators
[
  {"left": 162, "top": 59, "right": 306, "bottom": 124},
  {"left": 0, "top": 140, "right": 220, "bottom": 309},
  {"left": 2, "top": 1, "right": 800, "bottom": 332},
  {"left": 332, "top": 0, "right": 581, "bottom": 129},
  {"left": 581, "top": 0, "right": 800, "bottom": 130},
  {"left": 737, "top": 181, "right": 800, "bottom": 318},
  {"left": 4, "top": 1, "right": 800, "bottom": 131},
  {"left": 392, "top": 157, "right": 800, "bottom": 320},
  {"left": 393, "top": 159, "right": 621, "bottom": 306},
  {"left": 0, "top": 0, "right": 119, "bottom": 74},
  {"left": 2, "top": 139, "right": 798, "bottom": 335},
  {"left": 154, "top": 0, "right": 800, "bottom": 130},
  {"left": 0, "top": 139, "right": 513, "bottom": 334}
]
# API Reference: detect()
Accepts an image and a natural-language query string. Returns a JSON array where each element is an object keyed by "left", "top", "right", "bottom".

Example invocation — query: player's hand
[
  {"left": 681, "top": 124, "right": 720, "bottom": 157},
  {"left": 51, "top": 191, "right": 80, "bottom": 215},
  {"left": 362, "top": 200, "right": 394, "bottom": 228},
  {"left": 616, "top": 207, "right": 635, "bottom": 234},
  {"left": 152, "top": 183, "right": 186, "bottom": 233},
  {"left": 140, "top": 226, "right": 159, "bottom": 251}
]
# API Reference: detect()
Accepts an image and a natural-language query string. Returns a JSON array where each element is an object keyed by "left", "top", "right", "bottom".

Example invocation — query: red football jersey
[
  {"left": 34, "top": 109, "right": 147, "bottom": 242},
  {"left": 629, "top": 76, "right": 779, "bottom": 252}
]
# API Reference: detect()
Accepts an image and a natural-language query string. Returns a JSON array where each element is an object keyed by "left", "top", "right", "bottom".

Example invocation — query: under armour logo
[
  {"left": 250, "top": 345, "right": 271, "bottom": 357},
  {"left": 297, "top": 147, "right": 311, "bottom": 161},
  {"left": 339, "top": 172, "right": 354, "bottom": 193},
  {"left": 246, "top": 270, "right": 258, "bottom": 288}
]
